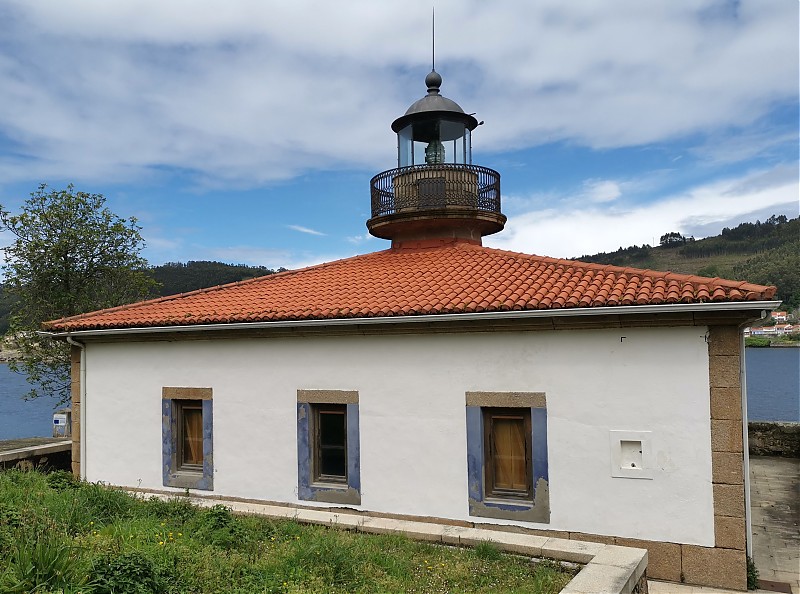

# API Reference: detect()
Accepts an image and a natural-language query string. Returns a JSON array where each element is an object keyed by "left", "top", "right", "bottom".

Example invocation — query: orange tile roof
[{"left": 44, "top": 240, "right": 777, "bottom": 332}]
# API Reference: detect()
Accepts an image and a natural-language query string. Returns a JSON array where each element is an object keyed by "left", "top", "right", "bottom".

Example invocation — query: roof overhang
[{"left": 41, "top": 300, "right": 781, "bottom": 340}]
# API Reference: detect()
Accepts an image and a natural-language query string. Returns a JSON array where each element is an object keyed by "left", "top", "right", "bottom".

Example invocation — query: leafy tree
[
  {"left": 0, "top": 184, "right": 157, "bottom": 403},
  {"left": 696, "top": 265, "right": 720, "bottom": 278},
  {"left": 659, "top": 231, "right": 686, "bottom": 247},
  {"left": 0, "top": 284, "right": 14, "bottom": 335}
]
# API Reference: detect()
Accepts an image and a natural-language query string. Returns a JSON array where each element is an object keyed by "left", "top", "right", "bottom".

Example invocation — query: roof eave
[{"left": 41, "top": 300, "right": 782, "bottom": 339}]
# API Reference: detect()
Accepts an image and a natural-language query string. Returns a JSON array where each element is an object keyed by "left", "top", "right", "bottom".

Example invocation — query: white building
[{"left": 46, "top": 71, "right": 779, "bottom": 591}]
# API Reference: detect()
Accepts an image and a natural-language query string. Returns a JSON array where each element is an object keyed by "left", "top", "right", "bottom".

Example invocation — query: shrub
[
  {"left": 46, "top": 470, "right": 80, "bottom": 491},
  {"left": 80, "top": 482, "right": 136, "bottom": 524},
  {"left": 189, "top": 504, "right": 242, "bottom": 548},
  {"left": 282, "top": 527, "right": 364, "bottom": 589},
  {"left": 473, "top": 540, "right": 502, "bottom": 561},
  {"left": 144, "top": 495, "right": 197, "bottom": 524},
  {"left": 90, "top": 550, "right": 165, "bottom": 594},
  {"left": 0, "top": 532, "right": 88, "bottom": 593},
  {"left": 747, "top": 555, "right": 759, "bottom": 590},
  {"left": 0, "top": 502, "right": 21, "bottom": 528}
]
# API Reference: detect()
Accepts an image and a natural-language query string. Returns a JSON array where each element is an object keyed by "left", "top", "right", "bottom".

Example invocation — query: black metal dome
[{"left": 391, "top": 70, "right": 478, "bottom": 133}]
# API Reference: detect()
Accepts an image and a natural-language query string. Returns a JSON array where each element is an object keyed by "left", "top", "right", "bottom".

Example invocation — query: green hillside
[
  {"left": 149, "top": 260, "right": 286, "bottom": 297},
  {"left": 575, "top": 215, "right": 799, "bottom": 308}
]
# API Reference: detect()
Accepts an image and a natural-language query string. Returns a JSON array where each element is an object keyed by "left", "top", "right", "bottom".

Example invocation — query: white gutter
[
  {"left": 41, "top": 300, "right": 782, "bottom": 339},
  {"left": 740, "top": 326, "right": 756, "bottom": 558},
  {"left": 65, "top": 336, "right": 86, "bottom": 480}
]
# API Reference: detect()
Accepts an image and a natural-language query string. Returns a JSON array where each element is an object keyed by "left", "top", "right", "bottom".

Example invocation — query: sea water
[
  {"left": 745, "top": 347, "right": 800, "bottom": 422},
  {"left": 0, "top": 363, "right": 60, "bottom": 439}
]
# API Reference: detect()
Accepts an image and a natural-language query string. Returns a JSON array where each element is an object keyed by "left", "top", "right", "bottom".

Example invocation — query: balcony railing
[{"left": 370, "top": 164, "right": 501, "bottom": 218}]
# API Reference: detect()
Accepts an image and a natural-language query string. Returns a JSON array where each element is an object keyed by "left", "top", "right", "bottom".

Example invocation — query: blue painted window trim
[
  {"left": 466, "top": 404, "right": 549, "bottom": 521},
  {"left": 162, "top": 399, "right": 214, "bottom": 491},
  {"left": 297, "top": 402, "right": 361, "bottom": 504}
]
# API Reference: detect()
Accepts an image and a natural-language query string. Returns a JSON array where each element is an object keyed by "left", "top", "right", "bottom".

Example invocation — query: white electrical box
[
  {"left": 609, "top": 430, "right": 653, "bottom": 479},
  {"left": 52, "top": 409, "right": 72, "bottom": 438}
]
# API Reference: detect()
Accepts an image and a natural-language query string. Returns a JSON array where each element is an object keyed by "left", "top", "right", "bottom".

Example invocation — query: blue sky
[{"left": 0, "top": 0, "right": 797, "bottom": 271}]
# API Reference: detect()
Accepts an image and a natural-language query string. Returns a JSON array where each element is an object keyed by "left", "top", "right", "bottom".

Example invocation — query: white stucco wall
[{"left": 82, "top": 325, "right": 714, "bottom": 545}]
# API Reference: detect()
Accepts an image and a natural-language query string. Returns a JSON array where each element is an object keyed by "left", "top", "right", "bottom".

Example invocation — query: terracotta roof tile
[{"left": 44, "top": 241, "right": 777, "bottom": 332}]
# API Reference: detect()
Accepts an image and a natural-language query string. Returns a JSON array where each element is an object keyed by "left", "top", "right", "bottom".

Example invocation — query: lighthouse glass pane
[
  {"left": 439, "top": 120, "right": 466, "bottom": 141},
  {"left": 408, "top": 119, "right": 469, "bottom": 165},
  {"left": 398, "top": 125, "right": 413, "bottom": 167},
  {"left": 441, "top": 120, "right": 468, "bottom": 164}
]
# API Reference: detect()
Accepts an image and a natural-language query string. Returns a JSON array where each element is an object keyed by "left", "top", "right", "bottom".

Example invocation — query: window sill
[
  {"left": 469, "top": 496, "right": 548, "bottom": 523},
  {"left": 299, "top": 481, "right": 361, "bottom": 506},
  {"left": 483, "top": 496, "right": 534, "bottom": 508},
  {"left": 164, "top": 470, "right": 213, "bottom": 491},
  {"left": 311, "top": 480, "right": 348, "bottom": 490}
]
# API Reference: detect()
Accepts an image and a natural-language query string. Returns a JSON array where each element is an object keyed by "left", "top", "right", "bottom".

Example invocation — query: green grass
[{"left": 0, "top": 470, "right": 573, "bottom": 594}]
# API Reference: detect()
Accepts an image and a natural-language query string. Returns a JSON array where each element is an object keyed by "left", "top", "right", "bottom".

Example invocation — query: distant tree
[
  {"left": 696, "top": 265, "right": 720, "bottom": 278},
  {"left": 765, "top": 214, "right": 788, "bottom": 226},
  {"left": 0, "top": 284, "right": 14, "bottom": 335},
  {"left": 0, "top": 184, "right": 157, "bottom": 403},
  {"left": 659, "top": 232, "right": 686, "bottom": 247}
]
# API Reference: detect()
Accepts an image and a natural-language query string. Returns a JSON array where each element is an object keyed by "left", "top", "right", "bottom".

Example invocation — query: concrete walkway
[
  {"left": 0, "top": 437, "right": 69, "bottom": 452},
  {"left": 750, "top": 456, "right": 799, "bottom": 594},
  {"left": 649, "top": 581, "right": 763, "bottom": 593}
]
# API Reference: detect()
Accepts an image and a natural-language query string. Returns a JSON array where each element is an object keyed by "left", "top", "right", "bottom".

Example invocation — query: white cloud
[
  {"left": 205, "top": 246, "right": 355, "bottom": 271},
  {"left": 0, "top": 0, "right": 795, "bottom": 186},
  {"left": 286, "top": 225, "right": 325, "bottom": 236},
  {"left": 345, "top": 232, "right": 377, "bottom": 245},
  {"left": 486, "top": 164, "right": 799, "bottom": 258},
  {"left": 145, "top": 236, "right": 182, "bottom": 253},
  {"left": 582, "top": 180, "right": 622, "bottom": 203}
]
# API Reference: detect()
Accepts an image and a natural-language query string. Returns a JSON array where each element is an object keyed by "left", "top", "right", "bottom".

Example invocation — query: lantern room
[
  {"left": 392, "top": 70, "right": 478, "bottom": 167},
  {"left": 367, "top": 70, "right": 505, "bottom": 245}
]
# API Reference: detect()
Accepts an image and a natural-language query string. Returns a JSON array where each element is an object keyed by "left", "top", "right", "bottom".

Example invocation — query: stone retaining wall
[
  {"left": 748, "top": 422, "right": 800, "bottom": 457},
  {"left": 0, "top": 441, "right": 72, "bottom": 471}
]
